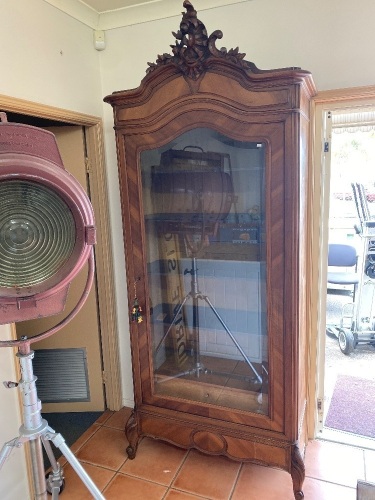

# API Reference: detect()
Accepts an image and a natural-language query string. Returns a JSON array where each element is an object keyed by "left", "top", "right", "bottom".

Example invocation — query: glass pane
[{"left": 141, "top": 128, "right": 268, "bottom": 415}]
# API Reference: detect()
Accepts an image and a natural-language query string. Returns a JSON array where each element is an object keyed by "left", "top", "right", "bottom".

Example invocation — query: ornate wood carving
[
  {"left": 291, "top": 443, "right": 305, "bottom": 500},
  {"left": 146, "top": 0, "right": 253, "bottom": 80},
  {"left": 125, "top": 410, "right": 140, "bottom": 460}
]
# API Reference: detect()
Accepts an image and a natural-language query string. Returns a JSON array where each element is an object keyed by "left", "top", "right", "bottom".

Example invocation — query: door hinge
[
  {"left": 102, "top": 370, "right": 107, "bottom": 385},
  {"left": 324, "top": 141, "right": 330, "bottom": 153},
  {"left": 85, "top": 157, "right": 91, "bottom": 174},
  {"left": 317, "top": 398, "right": 323, "bottom": 411}
]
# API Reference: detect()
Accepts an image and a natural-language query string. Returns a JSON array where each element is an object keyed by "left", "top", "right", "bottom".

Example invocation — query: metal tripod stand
[
  {"left": 0, "top": 253, "right": 104, "bottom": 499},
  {"left": 0, "top": 341, "right": 104, "bottom": 500},
  {"left": 155, "top": 256, "right": 265, "bottom": 384}
]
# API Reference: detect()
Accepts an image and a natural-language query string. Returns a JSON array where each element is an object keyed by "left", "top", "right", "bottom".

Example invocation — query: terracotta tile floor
[{"left": 54, "top": 406, "right": 375, "bottom": 499}]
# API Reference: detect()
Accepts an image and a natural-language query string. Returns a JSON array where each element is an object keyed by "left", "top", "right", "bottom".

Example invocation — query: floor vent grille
[{"left": 33, "top": 348, "right": 90, "bottom": 403}]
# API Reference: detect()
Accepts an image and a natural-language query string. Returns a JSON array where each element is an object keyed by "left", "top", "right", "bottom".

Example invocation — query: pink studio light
[{"left": 0, "top": 112, "right": 96, "bottom": 334}]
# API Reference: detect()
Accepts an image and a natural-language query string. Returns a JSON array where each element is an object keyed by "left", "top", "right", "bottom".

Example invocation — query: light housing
[{"left": 0, "top": 114, "right": 96, "bottom": 324}]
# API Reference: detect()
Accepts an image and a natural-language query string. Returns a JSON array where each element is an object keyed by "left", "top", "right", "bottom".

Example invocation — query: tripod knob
[
  {"left": 184, "top": 265, "right": 199, "bottom": 276},
  {"left": 3, "top": 381, "right": 18, "bottom": 389}
]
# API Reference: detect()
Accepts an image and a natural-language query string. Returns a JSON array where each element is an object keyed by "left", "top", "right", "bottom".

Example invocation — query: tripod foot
[
  {"left": 46, "top": 464, "right": 65, "bottom": 496},
  {"left": 49, "top": 435, "right": 104, "bottom": 499}
]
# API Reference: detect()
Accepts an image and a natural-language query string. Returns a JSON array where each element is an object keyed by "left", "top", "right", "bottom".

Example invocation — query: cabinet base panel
[{"left": 125, "top": 408, "right": 305, "bottom": 499}]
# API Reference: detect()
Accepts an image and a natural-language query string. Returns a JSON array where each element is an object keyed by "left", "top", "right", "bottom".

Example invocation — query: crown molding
[
  {"left": 43, "top": 0, "right": 100, "bottom": 28},
  {"left": 43, "top": 0, "right": 251, "bottom": 30},
  {"left": 98, "top": 0, "right": 251, "bottom": 30}
]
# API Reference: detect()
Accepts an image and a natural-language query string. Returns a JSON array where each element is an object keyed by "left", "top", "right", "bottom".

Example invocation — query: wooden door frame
[
  {"left": 0, "top": 94, "right": 122, "bottom": 411},
  {"left": 307, "top": 85, "right": 375, "bottom": 439}
]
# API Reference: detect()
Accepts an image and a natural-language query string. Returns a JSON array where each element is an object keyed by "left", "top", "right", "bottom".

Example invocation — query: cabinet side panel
[{"left": 297, "top": 110, "right": 311, "bottom": 452}]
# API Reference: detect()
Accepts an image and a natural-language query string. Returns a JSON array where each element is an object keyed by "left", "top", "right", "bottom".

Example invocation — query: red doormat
[{"left": 325, "top": 375, "right": 375, "bottom": 439}]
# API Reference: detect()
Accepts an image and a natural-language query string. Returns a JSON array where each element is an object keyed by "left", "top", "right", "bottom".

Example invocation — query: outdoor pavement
[
  {"left": 326, "top": 289, "right": 375, "bottom": 382},
  {"left": 324, "top": 288, "right": 375, "bottom": 447}
]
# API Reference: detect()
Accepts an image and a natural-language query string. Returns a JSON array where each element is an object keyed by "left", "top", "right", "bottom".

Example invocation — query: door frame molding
[
  {"left": 0, "top": 94, "right": 122, "bottom": 411},
  {"left": 307, "top": 85, "right": 375, "bottom": 439}
]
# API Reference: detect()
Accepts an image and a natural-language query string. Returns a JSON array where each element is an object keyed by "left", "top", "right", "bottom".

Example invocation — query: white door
[
  {"left": 16, "top": 126, "right": 105, "bottom": 412},
  {"left": 315, "top": 109, "right": 333, "bottom": 434}
]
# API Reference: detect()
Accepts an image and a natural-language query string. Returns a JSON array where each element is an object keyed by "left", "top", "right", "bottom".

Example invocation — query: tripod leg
[
  {"left": 203, "top": 295, "right": 262, "bottom": 384},
  {"left": 41, "top": 435, "right": 65, "bottom": 497},
  {"left": 45, "top": 429, "right": 105, "bottom": 500},
  {"left": 155, "top": 293, "right": 190, "bottom": 354},
  {"left": 30, "top": 437, "right": 48, "bottom": 499},
  {"left": 192, "top": 293, "right": 204, "bottom": 376},
  {"left": 0, "top": 436, "right": 25, "bottom": 470},
  {"left": 42, "top": 434, "right": 59, "bottom": 471}
]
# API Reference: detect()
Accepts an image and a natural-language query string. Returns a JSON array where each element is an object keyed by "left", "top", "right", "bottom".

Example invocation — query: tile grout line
[
  {"left": 228, "top": 461, "right": 244, "bottom": 499},
  {"left": 363, "top": 448, "right": 369, "bottom": 482},
  {"left": 305, "top": 476, "right": 357, "bottom": 491},
  {"left": 161, "top": 447, "right": 192, "bottom": 499}
]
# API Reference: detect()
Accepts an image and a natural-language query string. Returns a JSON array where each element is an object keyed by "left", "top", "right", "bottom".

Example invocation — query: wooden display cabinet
[{"left": 105, "top": 2, "right": 316, "bottom": 498}]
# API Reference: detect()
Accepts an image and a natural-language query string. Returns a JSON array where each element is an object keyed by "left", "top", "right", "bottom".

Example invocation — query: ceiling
[
  {"left": 44, "top": 0, "right": 251, "bottom": 30},
  {"left": 80, "top": 0, "right": 162, "bottom": 14}
]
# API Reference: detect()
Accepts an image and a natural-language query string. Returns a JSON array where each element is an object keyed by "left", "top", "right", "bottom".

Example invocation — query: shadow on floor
[{"left": 42, "top": 411, "right": 103, "bottom": 468}]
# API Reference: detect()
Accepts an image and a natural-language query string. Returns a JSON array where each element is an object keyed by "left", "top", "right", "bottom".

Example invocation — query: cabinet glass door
[{"left": 141, "top": 128, "right": 268, "bottom": 415}]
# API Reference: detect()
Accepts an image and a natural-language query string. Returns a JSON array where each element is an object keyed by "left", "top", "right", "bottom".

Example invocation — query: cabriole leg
[
  {"left": 125, "top": 410, "right": 140, "bottom": 459},
  {"left": 291, "top": 443, "right": 305, "bottom": 499}
]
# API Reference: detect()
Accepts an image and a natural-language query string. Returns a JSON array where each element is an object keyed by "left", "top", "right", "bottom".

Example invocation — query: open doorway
[{"left": 319, "top": 107, "right": 375, "bottom": 449}]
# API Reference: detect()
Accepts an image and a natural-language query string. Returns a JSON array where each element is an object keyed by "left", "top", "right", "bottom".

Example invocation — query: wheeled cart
[{"left": 326, "top": 183, "right": 375, "bottom": 354}]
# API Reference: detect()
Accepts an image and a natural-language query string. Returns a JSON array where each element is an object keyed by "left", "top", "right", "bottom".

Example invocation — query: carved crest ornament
[{"left": 146, "top": 1, "right": 252, "bottom": 80}]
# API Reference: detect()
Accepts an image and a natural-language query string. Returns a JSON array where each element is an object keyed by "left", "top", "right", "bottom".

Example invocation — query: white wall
[
  {"left": 0, "top": 325, "right": 30, "bottom": 499},
  {"left": 198, "top": 0, "right": 375, "bottom": 91},
  {"left": 99, "top": 0, "right": 375, "bottom": 405},
  {"left": 0, "top": 0, "right": 103, "bottom": 115},
  {"left": 100, "top": 0, "right": 375, "bottom": 94}
]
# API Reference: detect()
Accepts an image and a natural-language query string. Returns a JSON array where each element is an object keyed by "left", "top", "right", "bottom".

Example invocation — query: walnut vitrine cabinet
[{"left": 105, "top": 3, "right": 316, "bottom": 498}]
